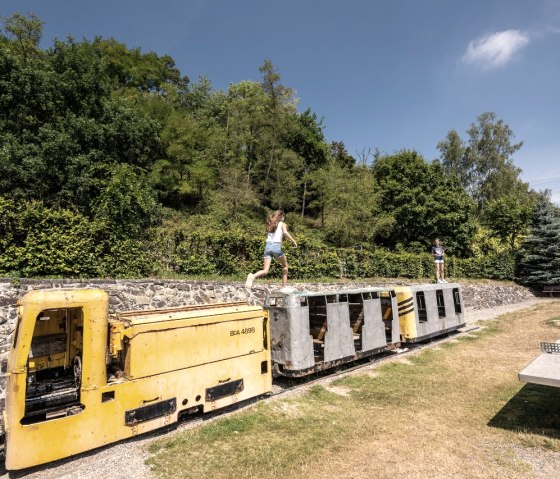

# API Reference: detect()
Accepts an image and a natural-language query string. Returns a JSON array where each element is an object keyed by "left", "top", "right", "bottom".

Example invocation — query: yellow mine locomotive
[{"left": 3, "top": 289, "right": 272, "bottom": 470}]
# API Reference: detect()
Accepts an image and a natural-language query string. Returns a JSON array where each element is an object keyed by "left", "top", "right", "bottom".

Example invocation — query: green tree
[
  {"left": 205, "top": 164, "right": 260, "bottom": 221},
  {"left": 329, "top": 141, "right": 356, "bottom": 169},
  {"left": 309, "top": 161, "right": 380, "bottom": 247},
  {"left": 152, "top": 111, "right": 216, "bottom": 209},
  {"left": 91, "top": 37, "right": 188, "bottom": 92},
  {"left": 257, "top": 60, "right": 302, "bottom": 208},
  {"left": 517, "top": 196, "right": 560, "bottom": 286},
  {"left": 0, "top": 23, "right": 160, "bottom": 213},
  {"left": 437, "top": 112, "right": 526, "bottom": 211},
  {"left": 482, "top": 194, "right": 534, "bottom": 251},
  {"left": 207, "top": 64, "right": 308, "bottom": 214},
  {"left": 284, "top": 109, "right": 329, "bottom": 216},
  {"left": 92, "top": 163, "right": 159, "bottom": 237},
  {"left": 214, "top": 80, "right": 268, "bottom": 200},
  {"left": 372, "top": 150, "right": 476, "bottom": 255},
  {"left": 1, "top": 12, "right": 43, "bottom": 64}
]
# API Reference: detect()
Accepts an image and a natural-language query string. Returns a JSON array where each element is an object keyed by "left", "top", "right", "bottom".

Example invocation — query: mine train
[{"left": 2, "top": 283, "right": 464, "bottom": 470}]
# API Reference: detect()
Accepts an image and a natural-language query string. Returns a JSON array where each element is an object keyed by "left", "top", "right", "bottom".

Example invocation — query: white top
[{"left": 266, "top": 222, "right": 284, "bottom": 243}]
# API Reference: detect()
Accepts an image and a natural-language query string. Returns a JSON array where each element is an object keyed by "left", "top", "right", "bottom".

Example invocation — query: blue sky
[{"left": 3, "top": 0, "right": 560, "bottom": 204}]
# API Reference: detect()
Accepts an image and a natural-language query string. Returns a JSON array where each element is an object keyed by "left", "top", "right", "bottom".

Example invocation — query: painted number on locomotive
[{"left": 230, "top": 326, "right": 256, "bottom": 336}]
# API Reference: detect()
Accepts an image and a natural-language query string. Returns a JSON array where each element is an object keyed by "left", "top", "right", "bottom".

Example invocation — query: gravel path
[
  {"left": 464, "top": 297, "right": 551, "bottom": 324},
  {"left": 1, "top": 298, "right": 553, "bottom": 479}
]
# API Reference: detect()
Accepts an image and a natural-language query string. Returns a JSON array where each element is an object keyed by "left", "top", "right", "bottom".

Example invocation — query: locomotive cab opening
[{"left": 22, "top": 307, "right": 84, "bottom": 424}]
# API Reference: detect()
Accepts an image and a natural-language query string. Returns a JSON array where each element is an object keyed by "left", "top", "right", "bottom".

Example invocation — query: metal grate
[{"left": 541, "top": 342, "right": 560, "bottom": 354}]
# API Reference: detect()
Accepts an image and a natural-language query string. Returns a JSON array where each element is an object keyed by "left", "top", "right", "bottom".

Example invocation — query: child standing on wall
[
  {"left": 432, "top": 238, "right": 447, "bottom": 283},
  {"left": 246, "top": 210, "right": 298, "bottom": 293}
]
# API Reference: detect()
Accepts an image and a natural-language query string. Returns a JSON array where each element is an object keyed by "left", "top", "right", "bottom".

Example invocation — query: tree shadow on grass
[{"left": 488, "top": 384, "right": 560, "bottom": 439}]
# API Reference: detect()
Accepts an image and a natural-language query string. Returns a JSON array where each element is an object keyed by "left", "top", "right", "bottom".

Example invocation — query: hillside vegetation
[{"left": 1, "top": 14, "right": 559, "bottom": 284}]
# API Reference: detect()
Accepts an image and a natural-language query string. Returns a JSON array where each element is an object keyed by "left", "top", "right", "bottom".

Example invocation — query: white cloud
[{"left": 462, "top": 30, "right": 530, "bottom": 68}]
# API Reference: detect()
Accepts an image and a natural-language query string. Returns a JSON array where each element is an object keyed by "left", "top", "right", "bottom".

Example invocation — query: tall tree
[
  {"left": 257, "top": 60, "right": 302, "bottom": 207},
  {"left": 1, "top": 12, "right": 43, "bottom": 64},
  {"left": 308, "top": 161, "right": 380, "bottom": 247},
  {"left": 0, "top": 20, "right": 160, "bottom": 213},
  {"left": 284, "top": 109, "right": 329, "bottom": 216},
  {"left": 152, "top": 110, "right": 215, "bottom": 209},
  {"left": 206, "top": 164, "right": 260, "bottom": 221},
  {"left": 329, "top": 141, "right": 355, "bottom": 169},
  {"left": 517, "top": 196, "right": 560, "bottom": 286},
  {"left": 91, "top": 37, "right": 189, "bottom": 92},
  {"left": 372, "top": 150, "right": 476, "bottom": 255},
  {"left": 437, "top": 112, "right": 526, "bottom": 211}
]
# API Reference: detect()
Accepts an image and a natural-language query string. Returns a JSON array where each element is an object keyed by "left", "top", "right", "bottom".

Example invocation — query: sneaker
[
  {"left": 245, "top": 273, "right": 255, "bottom": 289},
  {"left": 442, "top": 279, "right": 449, "bottom": 283},
  {"left": 281, "top": 286, "right": 296, "bottom": 293},
  {"left": 437, "top": 279, "right": 443, "bottom": 284}
]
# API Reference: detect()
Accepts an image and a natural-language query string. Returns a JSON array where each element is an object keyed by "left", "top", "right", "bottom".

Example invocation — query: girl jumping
[{"left": 245, "top": 210, "right": 297, "bottom": 292}]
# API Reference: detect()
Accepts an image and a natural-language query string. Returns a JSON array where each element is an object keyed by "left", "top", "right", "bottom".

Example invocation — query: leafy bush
[
  {"left": 0, "top": 198, "right": 154, "bottom": 278},
  {"left": 158, "top": 224, "right": 516, "bottom": 280},
  {"left": 0, "top": 199, "right": 101, "bottom": 277},
  {"left": 0, "top": 198, "right": 517, "bottom": 281}
]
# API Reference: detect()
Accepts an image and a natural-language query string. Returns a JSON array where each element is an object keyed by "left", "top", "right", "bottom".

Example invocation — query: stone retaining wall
[{"left": 0, "top": 278, "right": 537, "bottom": 424}]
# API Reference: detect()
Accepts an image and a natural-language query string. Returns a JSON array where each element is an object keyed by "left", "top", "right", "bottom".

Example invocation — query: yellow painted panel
[
  {"left": 115, "top": 303, "right": 262, "bottom": 328},
  {"left": 5, "top": 350, "right": 271, "bottom": 470},
  {"left": 393, "top": 287, "right": 417, "bottom": 340},
  {"left": 124, "top": 315, "right": 265, "bottom": 379}
]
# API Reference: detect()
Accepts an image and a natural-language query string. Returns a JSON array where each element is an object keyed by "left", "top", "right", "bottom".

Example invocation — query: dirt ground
[{"left": 1, "top": 298, "right": 557, "bottom": 479}]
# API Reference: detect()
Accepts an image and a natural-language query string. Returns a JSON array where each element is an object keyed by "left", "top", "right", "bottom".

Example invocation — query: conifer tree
[{"left": 517, "top": 197, "right": 560, "bottom": 286}]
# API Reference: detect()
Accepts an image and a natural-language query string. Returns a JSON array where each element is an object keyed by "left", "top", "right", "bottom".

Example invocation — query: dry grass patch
[
  {"left": 146, "top": 301, "right": 560, "bottom": 479},
  {"left": 324, "top": 385, "right": 351, "bottom": 396}
]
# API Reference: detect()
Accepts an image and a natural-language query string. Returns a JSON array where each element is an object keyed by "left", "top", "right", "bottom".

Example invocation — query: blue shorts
[{"left": 263, "top": 242, "right": 284, "bottom": 259}]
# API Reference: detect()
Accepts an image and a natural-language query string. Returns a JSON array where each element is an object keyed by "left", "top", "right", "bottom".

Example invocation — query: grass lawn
[{"left": 146, "top": 301, "right": 560, "bottom": 479}]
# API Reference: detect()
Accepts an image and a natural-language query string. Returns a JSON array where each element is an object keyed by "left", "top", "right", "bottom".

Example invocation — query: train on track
[
  {"left": 2, "top": 283, "right": 464, "bottom": 470},
  {"left": 267, "top": 284, "right": 464, "bottom": 377}
]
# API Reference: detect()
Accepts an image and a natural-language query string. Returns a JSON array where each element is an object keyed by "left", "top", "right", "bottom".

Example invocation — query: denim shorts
[{"left": 263, "top": 242, "right": 284, "bottom": 259}]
